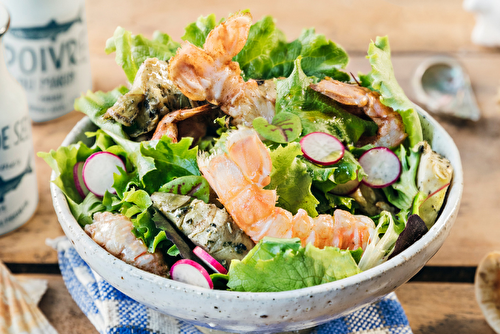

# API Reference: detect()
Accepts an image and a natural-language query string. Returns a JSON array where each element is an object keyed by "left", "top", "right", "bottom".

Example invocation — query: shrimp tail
[
  {"left": 198, "top": 128, "right": 376, "bottom": 250},
  {"left": 168, "top": 13, "right": 275, "bottom": 127}
]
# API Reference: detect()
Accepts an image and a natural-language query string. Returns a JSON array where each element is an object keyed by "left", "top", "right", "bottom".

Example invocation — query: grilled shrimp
[
  {"left": 198, "top": 128, "right": 375, "bottom": 250},
  {"left": 310, "top": 78, "right": 407, "bottom": 148},
  {"left": 168, "top": 12, "right": 275, "bottom": 127},
  {"left": 151, "top": 104, "right": 213, "bottom": 142},
  {"left": 85, "top": 212, "right": 169, "bottom": 276}
]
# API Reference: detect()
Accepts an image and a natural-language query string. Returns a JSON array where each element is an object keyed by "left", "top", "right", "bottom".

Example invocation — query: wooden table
[{"left": 1, "top": 0, "right": 499, "bottom": 333}]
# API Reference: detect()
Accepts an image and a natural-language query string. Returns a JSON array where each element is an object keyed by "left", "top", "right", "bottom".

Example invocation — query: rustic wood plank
[
  {"left": 85, "top": 0, "right": 480, "bottom": 55},
  {"left": 397, "top": 283, "right": 495, "bottom": 334},
  {"left": 14, "top": 274, "right": 97, "bottom": 334}
]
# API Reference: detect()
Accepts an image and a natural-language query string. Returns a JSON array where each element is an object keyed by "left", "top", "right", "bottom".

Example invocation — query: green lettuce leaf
[
  {"left": 265, "top": 143, "right": 319, "bottom": 217},
  {"left": 382, "top": 144, "right": 422, "bottom": 211},
  {"left": 313, "top": 189, "right": 357, "bottom": 215},
  {"left": 227, "top": 237, "right": 361, "bottom": 292},
  {"left": 275, "top": 58, "right": 377, "bottom": 144},
  {"left": 140, "top": 137, "right": 200, "bottom": 193},
  {"left": 252, "top": 112, "right": 302, "bottom": 143},
  {"left": 38, "top": 143, "right": 96, "bottom": 204},
  {"left": 182, "top": 14, "right": 217, "bottom": 47},
  {"left": 234, "top": 16, "right": 349, "bottom": 81},
  {"left": 365, "top": 36, "right": 423, "bottom": 147},
  {"left": 305, "top": 150, "right": 365, "bottom": 193},
  {"left": 157, "top": 175, "right": 210, "bottom": 203},
  {"left": 105, "top": 27, "right": 180, "bottom": 83},
  {"left": 67, "top": 193, "right": 106, "bottom": 226},
  {"left": 74, "top": 87, "right": 130, "bottom": 140}
]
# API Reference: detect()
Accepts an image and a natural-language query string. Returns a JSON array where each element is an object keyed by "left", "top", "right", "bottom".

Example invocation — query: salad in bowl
[{"left": 43, "top": 10, "right": 458, "bottom": 309}]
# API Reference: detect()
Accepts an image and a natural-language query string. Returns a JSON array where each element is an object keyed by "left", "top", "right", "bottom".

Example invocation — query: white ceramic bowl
[{"left": 51, "top": 105, "right": 463, "bottom": 333}]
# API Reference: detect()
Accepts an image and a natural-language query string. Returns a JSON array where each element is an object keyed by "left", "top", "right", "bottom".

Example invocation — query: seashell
[
  {"left": 16, "top": 277, "right": 49, "bottom": 305},
  {"left": 475, "top": 251, "right": 500, "bottom": 333},
  {"left": 0, "top": 261, "right": 58, "bottom": 334},
  {"left": 412, "top": 55, "right": 480, "bottom": 121}
]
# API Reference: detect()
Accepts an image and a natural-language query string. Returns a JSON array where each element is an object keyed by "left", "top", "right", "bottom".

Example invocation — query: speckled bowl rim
[{"left": 51, "top": 105, "right": 462, "bottom": 306}]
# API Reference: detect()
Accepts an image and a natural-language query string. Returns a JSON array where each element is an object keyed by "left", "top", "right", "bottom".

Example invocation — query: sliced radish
[
  {"left": 300, "top": 132, "right": 344, "bottom": 166},
  {"left": 170, "top": 259, "right": 214, "bottom": 289},
  {"left": 330, "top": 178, "right": 360, "bottom": 195},
  {"left": 73, "top": 161, "right": 90, "bottom": 199},
  {"left": 359, "top": 147, "right": 401, "bottom": 188},
  {"left": 82, "top": 151, "right": 126, "bottom": 197},
  {"left": 193, "top": 246, "right": 228, "bottom": 274}
]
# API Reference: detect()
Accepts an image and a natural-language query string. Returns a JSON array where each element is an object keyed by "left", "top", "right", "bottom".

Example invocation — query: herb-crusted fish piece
[
  {"left": 151, "top": 192, "right": 254, "bottom": 267},
  {"left": 104, "top": 57, "right": 193, "bottom": 137}
]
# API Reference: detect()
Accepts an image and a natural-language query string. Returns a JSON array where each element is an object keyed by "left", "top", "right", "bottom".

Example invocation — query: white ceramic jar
[
  {"left": 0, "top": 4, "right": 38, "bottom": 235},
  {"left": 1, "top": 0, "right": 92, "bottom": 122}
]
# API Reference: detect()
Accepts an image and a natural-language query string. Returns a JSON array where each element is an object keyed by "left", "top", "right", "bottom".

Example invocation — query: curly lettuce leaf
[
  {"left": 365, "top": 36, "right": 423, "bottom": 147},
  {"left": 265, "top": 143, "right": 319, "bottom": 217},
  {"left": 74, "top": 87, "right": 130, "bottom": 140},
  {"left": 227, "top": 237, "right": 361, "bottom": 292},
  {"left": 313, "top": 189, "right": 356, "bottom": 215},
  {"left": 305, "top": 150, "right": 365, "bottom": 193},
  {"left": 182, "top": 14, "right": 217, "bottom": 48},
  {"left": 140, "top": 137, "right": 200, "bottom": 193},
  {"left": 67, "top": 193, "right": 106, "bottom": 226},
  {"left": 276, "top": 58, "right": 377, "bottom": 144},
  {"left": 105, "top": 27, "right": 180, "bottom": 83},
  {"left": 383, "top": 144, "right": 422, "bottom": 211},
  {"left": 234, "top": 16, "right": 349, "bottom": 81},
  {"left": 38, "top": 144, "right": 95, "bottom": 204}
]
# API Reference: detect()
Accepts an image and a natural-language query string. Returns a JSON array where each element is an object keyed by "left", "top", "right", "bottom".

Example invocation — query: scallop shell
[
  {"left": 475, "top": 251, "right": 500, "bottom": 333},
  {"left": 0, "top": 261, "right": 58, "bottom": 334}
]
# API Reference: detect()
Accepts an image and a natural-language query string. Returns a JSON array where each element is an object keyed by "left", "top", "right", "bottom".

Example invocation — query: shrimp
[
  {"left": 151, "top": 104, "right": 213, "bottom": 142},
  {"left": 310, "top": 78, "right": 407, "bottom": 148},
  {"left": 85, "top": 212, "right": 169, "bottom": 276},
  {"left": 168, "top": 12, "right": 275, "bottom": 127},
  {"left": 198, "top": 128, "right": 375, "bottom": 250}
]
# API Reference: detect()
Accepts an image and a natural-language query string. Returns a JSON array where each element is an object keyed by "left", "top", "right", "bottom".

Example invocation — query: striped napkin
[{"left": 49, "top": 237, "right": 413, "bottom": 334}]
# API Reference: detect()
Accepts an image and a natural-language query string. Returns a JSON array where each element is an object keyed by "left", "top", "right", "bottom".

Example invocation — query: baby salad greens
[
  {"left": 40, "top": 11, "right": 452, "bottom": 293},
  {"left": 226, "top": 237, "right": 361, "bottom": 292}
]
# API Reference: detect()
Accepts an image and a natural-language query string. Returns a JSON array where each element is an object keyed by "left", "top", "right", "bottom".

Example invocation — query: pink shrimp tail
[{"left": 198, "top": 128, "right": 375, "bottom": 250}]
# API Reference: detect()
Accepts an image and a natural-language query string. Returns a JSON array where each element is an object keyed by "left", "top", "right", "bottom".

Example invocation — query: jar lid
[{"left": 0, "top": 3, "right": 10, "bottom": 37}]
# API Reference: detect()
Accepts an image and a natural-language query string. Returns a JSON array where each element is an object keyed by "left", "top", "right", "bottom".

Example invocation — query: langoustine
[
  {"left": 168, "top": 12, "right": 275, "bottom": 127},
  {"left": 310, "top": 78, "right": 407, "bottom": 148},
  {"left": 85, "top": 212, "right": 169, "bottom": 276},
  {"left": 198, "top": 128, "right": 376, "bottom": 250}
]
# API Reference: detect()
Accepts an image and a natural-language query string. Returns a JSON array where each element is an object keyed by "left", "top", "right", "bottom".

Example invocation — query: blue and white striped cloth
[{"left": 49, "top": 237, "right": 413, "bottom": 334}]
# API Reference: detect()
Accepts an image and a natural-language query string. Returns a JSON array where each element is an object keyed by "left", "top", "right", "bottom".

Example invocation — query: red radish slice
[
  {"left": 300, "top": 132, "right": 344, "bottom": 166},
  {"left": 73, "top": 161, "right": 90, "bottom": 199},
  {"left": 359, "top": 147, "right": 401, "bottom": 188},
  {"left": 82, "top": 152, "right": 126, "bottom": 197},
  {"left": 170, "top": 259, "right": 214, "bottom": 289},
  {"left": 193, "top": 246, "right": 228, "bottom": 274},
  {"left": 330, "top": 178, "right": 360, "bottom": 195}
]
